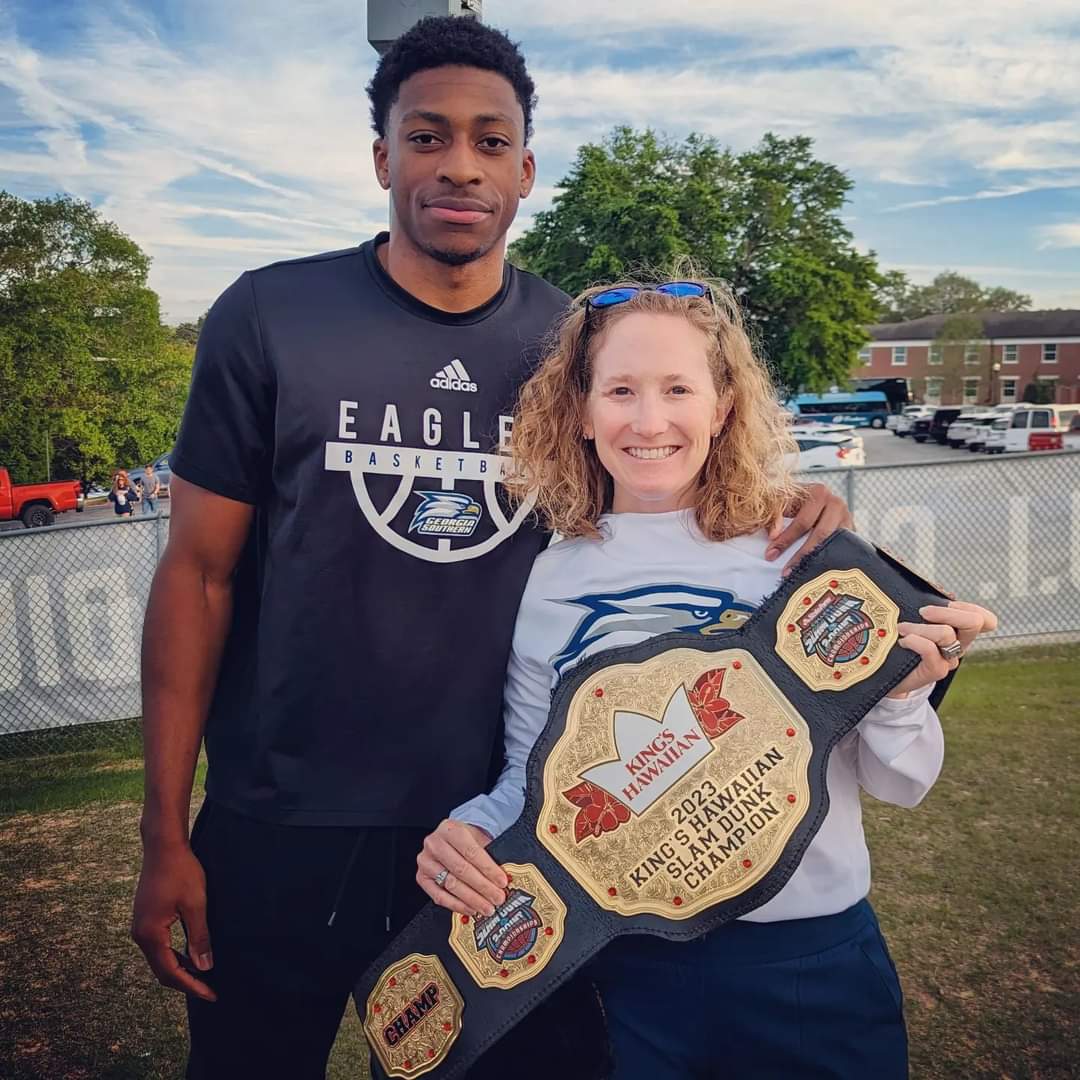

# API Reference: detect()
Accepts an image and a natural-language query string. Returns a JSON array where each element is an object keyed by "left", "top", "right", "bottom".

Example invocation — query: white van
[{"left": 984, "top": 404, "right": 1080, "bottom": 454}]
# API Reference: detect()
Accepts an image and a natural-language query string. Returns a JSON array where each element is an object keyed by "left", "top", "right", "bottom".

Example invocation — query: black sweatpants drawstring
[
  {"left": 326, "top": 832, "right": 365, "bottom": 928},
  {"left": 384, "top": 830, "right": 398, "bottom": 934}
]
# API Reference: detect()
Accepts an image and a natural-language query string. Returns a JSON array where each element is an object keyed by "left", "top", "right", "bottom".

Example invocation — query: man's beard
[{"left": 418, "top": 236, "right": 496, "bottom": 267}]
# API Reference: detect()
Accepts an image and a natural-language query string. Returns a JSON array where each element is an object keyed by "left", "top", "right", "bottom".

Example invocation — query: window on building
[
  {"left": 892, "top": 346, "right": 907, "bottom": 366},
  {"left": 1043, "top": 343, "right": 1058, "bottom": 363},
  {"left": 964, "top": 343, "right": 981, "bottom": 365},
  {"left": 926, "top": 377, "right": 943, "bottom": 404},
  {"left": 859, "top": 347, "right": 871, "bottom": 367},
  {"left": 1003, "top": 344, "right": 1018, "bottom": 365},
  {"left": 1000, "top": 378, "right": 1017, "bottom": 403},
  {"left": 1038, "top": 375, "right": 1058, "bottom": 402},
  {"left": 929, "top": 344, "right": 943, "bottom": 366},
  {"left": 963, "top": 377, "right": 980, "bottom": 404}
]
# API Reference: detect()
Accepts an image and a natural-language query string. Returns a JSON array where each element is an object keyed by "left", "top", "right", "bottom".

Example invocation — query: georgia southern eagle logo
[
  {"left": 550, "top": 584, "right": 757, "bottom": 676},
  {"left": 408, "top": 490, "right": 482, "bottom": 538}
]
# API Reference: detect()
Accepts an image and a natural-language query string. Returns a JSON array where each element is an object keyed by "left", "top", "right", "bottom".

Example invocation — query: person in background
[
  {"left": 141, "top": 464, "right": 161, "bottom": 516},
  {"left": 109, "top": 470, "right": 137, "bottom": 520}
]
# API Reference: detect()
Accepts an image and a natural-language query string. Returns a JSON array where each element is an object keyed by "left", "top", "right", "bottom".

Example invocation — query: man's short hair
[{"left": 367, "top": 16, "right": 537, "bottom": 143}]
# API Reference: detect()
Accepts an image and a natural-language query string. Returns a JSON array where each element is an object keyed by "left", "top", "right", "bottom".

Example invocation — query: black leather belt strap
[{"left": 356, "top": 530, "right": 952, "bottom": 1079}]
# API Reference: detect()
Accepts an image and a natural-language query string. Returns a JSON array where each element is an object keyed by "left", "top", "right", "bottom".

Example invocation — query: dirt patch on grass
[{"left": 0, "top": 800, "right": 190, "bottom": 1080}]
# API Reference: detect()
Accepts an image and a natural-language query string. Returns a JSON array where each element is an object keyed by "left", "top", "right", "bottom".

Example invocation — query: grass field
[{"left": 1, "top": 645, "right": 1077, "bottom": 1079}]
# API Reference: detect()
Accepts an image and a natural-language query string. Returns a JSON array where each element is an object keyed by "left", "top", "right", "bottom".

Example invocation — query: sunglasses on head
[
  {"left": 585, "top": 281, "right": 714, "bottom": 311},
  {"left": 577, "top": 281, "right": 714, "bottom": 387}
]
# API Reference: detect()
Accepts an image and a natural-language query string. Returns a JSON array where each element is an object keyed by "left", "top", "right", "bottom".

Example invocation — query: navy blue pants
[{"left": 591, "top": 899, "right": 908, "bottom": 1080}]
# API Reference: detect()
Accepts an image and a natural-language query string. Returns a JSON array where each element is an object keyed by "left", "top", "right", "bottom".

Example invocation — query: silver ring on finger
[
  {"left": 433, "top": 868, "right": 449, "bottom": 888},
  {"left": 938, "top": 640, "right": 964, "bottom": 660}
]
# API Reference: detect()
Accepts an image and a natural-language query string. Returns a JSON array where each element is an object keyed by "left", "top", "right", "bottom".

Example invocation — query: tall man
[{"left": 131, "top": 16, "right": 850, "bottom": 1078}]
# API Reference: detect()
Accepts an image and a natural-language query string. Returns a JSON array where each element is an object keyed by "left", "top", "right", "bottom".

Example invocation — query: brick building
[{"left": 861, "top": 310, "right": 1080, "bottom": 406}]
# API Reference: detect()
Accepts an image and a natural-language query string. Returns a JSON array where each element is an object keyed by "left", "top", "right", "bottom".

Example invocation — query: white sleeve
[
  {"left": 450, "top": 638, "right": 554, "bottom": 840},
  {"left": 855, "top": 683, "right": 943, "bottom": 808}
]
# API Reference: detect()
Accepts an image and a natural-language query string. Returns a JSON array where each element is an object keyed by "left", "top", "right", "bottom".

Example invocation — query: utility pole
[{"left": 367, "top": 0, "right": 482, "bottom": 55}]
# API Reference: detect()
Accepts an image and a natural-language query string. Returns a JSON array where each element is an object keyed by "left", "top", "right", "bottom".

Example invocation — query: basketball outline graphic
[{"left": 324, "top": 439, "right": 536, "bottom": 564}]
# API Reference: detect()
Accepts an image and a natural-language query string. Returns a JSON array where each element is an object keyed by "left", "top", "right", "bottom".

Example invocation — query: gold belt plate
[
  {"left": 537, "top": 648, "right": 811, "bottom": 919},
  {"left": 775, "top": 568, "right": 899, "bottom": 692},
  {"left": 448, "top": 862, "right": 567, "bottom": 990},
  {"left": 364, "top": 953, "right": 464, "bottom": 1078}
]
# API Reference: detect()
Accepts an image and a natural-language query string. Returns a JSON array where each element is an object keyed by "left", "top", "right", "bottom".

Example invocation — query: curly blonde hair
[{"left": 507, "top": 274, "right": 799, "bottom": 540}]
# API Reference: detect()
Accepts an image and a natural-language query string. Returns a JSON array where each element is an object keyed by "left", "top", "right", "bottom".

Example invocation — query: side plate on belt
[
  {"left": 775, "top": 568, "right": 899, "bottom": 692},
  {"left": 537, "top": 648, "right": 812, "bottom": 919},
  {"left": 364, "top": 953, "right": 464, "bottom": 1078},
  {"left": 448, "top": 862, "right": 566, "bottom": 989}
]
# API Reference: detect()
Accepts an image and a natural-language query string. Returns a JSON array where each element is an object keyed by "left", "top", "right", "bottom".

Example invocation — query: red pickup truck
[{"left": 0, "top": 467, "right": 84, "bottom": 528}]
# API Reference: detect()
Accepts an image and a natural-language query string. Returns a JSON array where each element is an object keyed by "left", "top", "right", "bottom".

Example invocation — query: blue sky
[{"left": 2, "top": 0, "right": 1079, "bottom": 321}]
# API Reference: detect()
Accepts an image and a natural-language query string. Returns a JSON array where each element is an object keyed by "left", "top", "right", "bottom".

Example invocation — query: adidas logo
[{"left": 430, "top": 359, "right": 478, "bottom": 393}]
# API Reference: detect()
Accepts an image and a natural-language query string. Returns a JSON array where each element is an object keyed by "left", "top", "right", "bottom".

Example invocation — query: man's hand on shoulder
[{"left": 765, "top": 483, "right": 853, "bottom": 575}]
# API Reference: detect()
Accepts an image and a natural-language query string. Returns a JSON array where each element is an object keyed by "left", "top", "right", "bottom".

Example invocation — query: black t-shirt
[{"left": 171, "top": 234, "right": 568, "bottom": 827}]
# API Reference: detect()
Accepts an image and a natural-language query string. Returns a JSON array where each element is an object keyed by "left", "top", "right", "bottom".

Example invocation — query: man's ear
[
  {"left": 520, "top": 147, "right": 537, "bottom": 199},
  {"left": 373, "top": 138, "right": 391, "bottom": 191}
]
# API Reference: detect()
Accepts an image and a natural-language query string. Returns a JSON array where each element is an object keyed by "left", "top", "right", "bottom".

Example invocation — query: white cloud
[
  {"left": 1, "top": 1, "right": 1078, "bottom": 317},
  {"left": 1038, "top": 223, "right": 1080, "bottom": 249}
]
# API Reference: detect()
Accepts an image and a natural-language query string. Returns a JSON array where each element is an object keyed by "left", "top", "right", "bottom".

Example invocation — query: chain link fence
[
  {"left": 0, "top": 512, "right": 169, "bottom": 756},
  {"left": 2, "top": 452, "right": 1078, "bottom": 755}
]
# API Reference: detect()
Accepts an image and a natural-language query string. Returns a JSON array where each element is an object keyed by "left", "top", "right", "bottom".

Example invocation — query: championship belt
[{"left": 357, "top": 530, "right": 954, "bottom": 1078}]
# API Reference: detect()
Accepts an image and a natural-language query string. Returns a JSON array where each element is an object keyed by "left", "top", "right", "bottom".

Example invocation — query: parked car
[
  {"left": 946, "top": 409, "right": 995, "bottom": 448},
  {"left": 885, "top": 413, "right": 900, "bottom": 432},
  {"left": 1067, "top": 411, "right": 1080, "bottom": 451},
  {"left": 984, "top": 404, "right": 1080, "bottom": 454},
  {"left": 895, "top": 405, "right": 933, "bottom": 437},
  {"left": 964, "top": 415, "right": 999, "bottom": 452},
  {"left": 787, "top": 432, "right": 865, "bottom": 470},
  {"left": 0, "top": 467, "right": 83, "bottom": 528},
  {"left": 912, "top": 407, "right": 962, "bottom": 444}
]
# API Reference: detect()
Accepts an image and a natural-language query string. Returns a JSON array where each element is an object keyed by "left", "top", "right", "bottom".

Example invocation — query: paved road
[
  {"left": 861, "top": 427, "right": 973, "bottom": 467},
  {"left": 0, "top": 500, "right": 169, "bottom": 534}
]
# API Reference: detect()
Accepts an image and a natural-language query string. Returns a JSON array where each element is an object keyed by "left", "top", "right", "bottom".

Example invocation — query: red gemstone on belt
[
  {"left": 877, "top": 628, "right": 887, "bottom": 638},
  {"left": 732, "top": 660, "right": 742, "bottom": 670},
  {"left": 594, "top": 687, "right": 604, "bottom": 697},
  {"left": 742, "top": 859, "right": 753, "bottom": 868},
  {"left": 549, "top": 823, "right": 558, "bottom": 833},
  {"left": 860, "top": 656, "right": 870, "bottom": 665},
  {"left": 786, "top": 727, "right": 796, "bottom": 737},
  {"left": 608, "top": 886, "right": 617, "bottom": 896},
  {"left": 411, "top": 963, "right": 419, "bottom": 973},
  {"left": 673, "top": 896, "right": 683, "bottom": 906},
  {"left": 787, "top": 794, "right": 796, "bottom": 804}
]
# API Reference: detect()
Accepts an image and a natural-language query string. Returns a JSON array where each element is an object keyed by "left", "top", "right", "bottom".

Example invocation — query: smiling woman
[{"left": 507, "top": 271, "right": 800, "bottom": 538}]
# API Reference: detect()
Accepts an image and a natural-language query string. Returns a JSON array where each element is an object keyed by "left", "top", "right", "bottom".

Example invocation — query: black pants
[{"left": 186, "top": 800, "right": 608, "bottom": 1079}]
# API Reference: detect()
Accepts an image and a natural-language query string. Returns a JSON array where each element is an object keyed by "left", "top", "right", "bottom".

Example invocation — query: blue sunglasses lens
[
  {"left": 655, "top": 281, "right": 708, "bottom": 299},
  {"left": 590, "top": 287, "right": 640, "bottom": 308}
]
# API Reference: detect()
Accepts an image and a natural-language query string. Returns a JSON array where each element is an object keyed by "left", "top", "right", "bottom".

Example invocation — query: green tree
[
  {"left": 934, "top": 313, "right": 985, "bottom": 404},
  {"left": 171, "top": 311, "right": 208, "bottom": 345},
  {"left": 0, "top": 192, "right": 193, "bottom": 485},
  {"left": 875, "top": 270, "right": 1031, "bottom": 322},
  {"left": 510, "top": 129, "right": 881, "bottom": 392}
]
